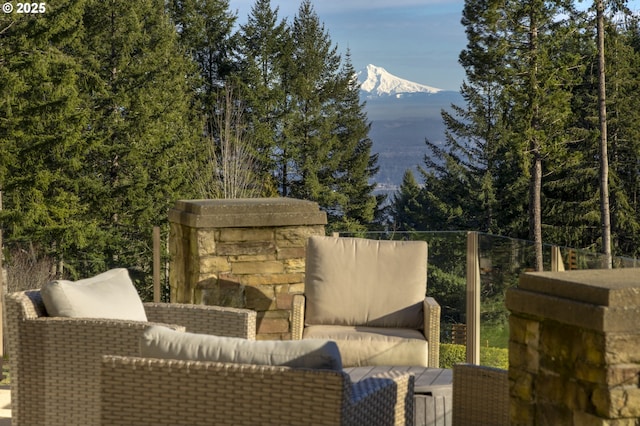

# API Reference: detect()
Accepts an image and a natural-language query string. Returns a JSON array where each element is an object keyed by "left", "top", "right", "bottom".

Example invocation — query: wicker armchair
[
  {"left": 292, "top": 236, "right": 440, "bottom": 367},
  {"left": 452, "top": 364, "right": 509, "bottom": 426},
  {"left": 5, "top": 289, "right": 256, "bottom": 426},
  {"left": 101, "top": 355, "right": 415, "bottom": 426}
]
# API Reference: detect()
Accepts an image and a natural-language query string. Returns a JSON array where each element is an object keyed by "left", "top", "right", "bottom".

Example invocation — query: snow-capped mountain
[
  {"left": 355, "top": 64, "right": 463, "bottom": 188},
  {"left": 358, "top": 64, "right": 442, "bottom": 97}
]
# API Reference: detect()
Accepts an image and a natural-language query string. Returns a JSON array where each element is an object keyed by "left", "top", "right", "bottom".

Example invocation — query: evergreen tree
[
  {"left": 415, "top": 0, "right": 525, "bottom": 235},
  {"left": 501, "top": 0, "right": 583, "bottom": 269},
  {"left": 234, "top": 0, "right": 380, "bottom": 229},
  {"left": 568, "top": 15, "right": 640, "bottom": 258},
  {"left": 80, "top": 0, "right": 202, "bottom": 279},
  {"left": 1, "top": 0, "right": 201, "bottom": 288},
  {"left": 607, "top": 18, "right": 640, "bottom": 258},
  {"left": 391, "top": 170, "right": 424, "bottom": 232},
  {"left": 0, "top": 1, "right": 96, "bottom": 268},
  {"left": 233, "top": 0, "right": 290, "bottom": 195},
  {"left": 168, "top": 0, "right": 237, "bottom": 107},
  {"left": 404, "top": 0, "right": 583, "bottom": 268},
  {"left": 327, "top": 52, "right": 379, "bottom": 231},
  {"left": 281, "top": 0, "right": 342, "bottom": 202},
  {"left": 282, "top": 0, "right": 380, "bottom": 229}
]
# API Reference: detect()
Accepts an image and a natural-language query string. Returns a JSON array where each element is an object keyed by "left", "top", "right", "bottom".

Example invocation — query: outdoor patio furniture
[
  {"left": 4, "top": 287, "right": 256, "bottom": 426},
  {"left": 452, "top": 364, "right": 509, "bottom": 426},
  {"left": 346, "top": 366, "right": 453, "bottom": 426},
  {"left": 100, "top": 355, "right": 415, "bottom": 426},
  {"left": 292, "top": 236, "right": 441, "bottom": 367}
]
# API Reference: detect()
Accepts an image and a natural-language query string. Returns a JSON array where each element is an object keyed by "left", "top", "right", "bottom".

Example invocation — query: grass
[{"left": 481, "top": 321, "right": 509, "bottom": 349}]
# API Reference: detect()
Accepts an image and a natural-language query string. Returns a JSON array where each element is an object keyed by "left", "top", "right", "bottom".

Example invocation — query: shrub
[{"left": 439, "top": 343, "right": 508, "bottom": 370}]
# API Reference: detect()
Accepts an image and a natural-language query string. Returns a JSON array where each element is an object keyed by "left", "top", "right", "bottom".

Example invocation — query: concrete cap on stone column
[
  {"left": 519, "top": 269, "right": 640, "bottom": 306},
  {"left": 507, "top": 268, "right": 640, "bottom": 332},
  {"left": 168, "top": 198, "right": 328, "bottom": 228}
]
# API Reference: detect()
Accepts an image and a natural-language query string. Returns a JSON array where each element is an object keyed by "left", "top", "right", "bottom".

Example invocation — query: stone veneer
[
  {"left": 168, "top": 198, "right": 327, "bottom": 340},
  {"left": 507, "top": 268, "right": 640, "bottom": 425}
]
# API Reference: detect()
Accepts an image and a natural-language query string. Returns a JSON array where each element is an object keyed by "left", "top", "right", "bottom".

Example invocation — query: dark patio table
[{"left": 344, "top": 366, "right": 452, "bottom": 426}]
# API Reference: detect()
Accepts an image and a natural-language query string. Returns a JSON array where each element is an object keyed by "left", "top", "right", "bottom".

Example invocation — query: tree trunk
[
  {"left": 597, "top": 0, "right": 613, "bottom": 268},
  {"left": 528, "top": 12, "right": 544, "bottom": 271},
  {"left": 530, "top": 149, "right": 544, "bottom": 271}
]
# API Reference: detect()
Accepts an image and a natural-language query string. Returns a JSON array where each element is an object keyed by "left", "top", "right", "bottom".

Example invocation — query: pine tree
[
  {"left": 80, "top": 0, "right": 202, "bottom": 279},
  {"left": 168, "top": 0, "right": 237, "bottom": 107},
  {"left": 410, "top": 0, "right": 583, "bottom": 269},
  {"left": 1, "top": 0, "right": 202, "bottom": 286},
  {"left": 234, "top": 0, "right": 380, "bottom": 229},
  {"left": 0, "top": 0, "right": 96, "bottom": 268},
  {"left": 233, "top": 0, "right": 290, "bottom": 195},
  {"left": 569, "top": 15, "right": 640, "bottom": 258},
  {"left": 391, "top": 170, "right": 424, "bottom": 232},
  {"left": 283, "top": 3, "right": 340, "bottom": 200},
  {"left": 493, "top": 0, "right": 583, "bottom": 269},
  {"left": 326, "top": 52, "right": 379, "bottom": 231},
  {"left": 415, "top": 0, "right": 524, "bottom": 235},
  {"left": 607, "top": 18, "right": 640, "bottom": 258}
]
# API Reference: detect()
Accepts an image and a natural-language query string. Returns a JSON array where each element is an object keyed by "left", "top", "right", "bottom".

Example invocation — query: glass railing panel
[
  {"left": 335, "top": 230, "right": 638, "bottom": 369},
  {"left": 476, "top": 234, "right": 540, "bottom": 368}
]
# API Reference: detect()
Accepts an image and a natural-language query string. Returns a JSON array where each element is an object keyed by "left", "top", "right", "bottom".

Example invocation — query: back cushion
[
  {"left": 305, "top": 236, "right": 427, "bottom": 328},
  {"left": 41, "top": 268, "right": 147, "bottom": 321},
  {"left": 140, "top": 325, "right": 343, "bottom": 371}
]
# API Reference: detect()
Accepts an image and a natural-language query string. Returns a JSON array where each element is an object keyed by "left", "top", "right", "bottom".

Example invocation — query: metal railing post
[{"left": 466, "top": 231, "right": 480, "bottom": 364}]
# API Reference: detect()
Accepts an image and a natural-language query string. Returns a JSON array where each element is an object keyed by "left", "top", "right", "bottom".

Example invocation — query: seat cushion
[
  {"left": 305, "top": 236, "right": 427, "bottom": 329},
  {"left": 141, "top": 325, "right": 343, "bottom": 371},
  {"left": 41, "top": 268, "right": 147, "bottom": 321},
  {"left": 303, "top": 325, "right": 428, "bottom": 367}
]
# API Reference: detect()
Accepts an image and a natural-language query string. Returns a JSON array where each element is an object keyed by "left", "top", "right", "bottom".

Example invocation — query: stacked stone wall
[
  {"left": 507, "top": 269, "right": 640, "bottom": 425},
  {"left": 168, "top": 198, "right": 326, "bottom": 340}
]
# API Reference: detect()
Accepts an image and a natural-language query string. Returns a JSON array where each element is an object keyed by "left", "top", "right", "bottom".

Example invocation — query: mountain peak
[{"left": 358, "top": 64, "right": 442, "bottom": 97}]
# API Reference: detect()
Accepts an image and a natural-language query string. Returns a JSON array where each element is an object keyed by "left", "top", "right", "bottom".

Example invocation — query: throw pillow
[{"left": 41, "top": 268, "right": 147, "bottom": 321}]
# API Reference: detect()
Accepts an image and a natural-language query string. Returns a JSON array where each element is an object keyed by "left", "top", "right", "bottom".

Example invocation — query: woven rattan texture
[
  {"left": 101, "top": 356, "right": 414, "bottom": 426},
  {"left": 452, "top": 364, "right": 509, "bottom": 426},
  {"left": 424, "top": 297, "right": 441, "bottom": 368},
  {"left": 144, "top": 302, "right": 257, "bottom": 339},
  {"left": 5, "top": 289, "right": 256, "bottom": 426}
]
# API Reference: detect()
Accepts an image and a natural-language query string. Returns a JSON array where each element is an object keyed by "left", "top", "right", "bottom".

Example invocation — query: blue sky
[{"left": 230, "top": 0, "right": 640, "bottom": 92}]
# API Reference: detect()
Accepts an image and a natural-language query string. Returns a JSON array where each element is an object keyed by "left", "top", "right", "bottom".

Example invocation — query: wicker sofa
[
  {"left": 5, "top": 289, "right": 256, "bottom": 426},
  {"left": 101, "top": 355, "right": 415, "bottom": 426}
]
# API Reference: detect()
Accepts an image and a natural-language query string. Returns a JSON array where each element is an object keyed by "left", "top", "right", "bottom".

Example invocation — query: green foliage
[
  {"left": 391, "top": 170, "right": 424, "bottom": 232},
  {"left": 233, "top": 0, "right": 380, "bottom": 230},
  {"left": 233, "top": 0, "right": 289, "bottom": 195},
  {"left": 439, "top": 343, "right": 509, "bottom": 370},
  {"left": 391, "top": 0, "right": 640, "bottom": 261},
  {"left": 1, "top": 0, "right": 201, "bottom": 289},
  {"left": 0, "top": 0, "right": 383, "bottom": 292},
  {"left": 439, "top": 344, "right": 466, "bottom": 369}
]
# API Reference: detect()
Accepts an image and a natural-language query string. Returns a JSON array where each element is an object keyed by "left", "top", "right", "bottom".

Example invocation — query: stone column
[
  {"left": 168, "top": 198, "right": 327, "bottom": 340},
  {"left": 507, "top": 269, "right": 640, "bottom": 425}
]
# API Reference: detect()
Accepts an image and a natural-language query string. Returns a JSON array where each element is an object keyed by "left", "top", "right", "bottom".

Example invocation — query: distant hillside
[{"left": 358, "top": 65, "right": 463, "bottom": 188}]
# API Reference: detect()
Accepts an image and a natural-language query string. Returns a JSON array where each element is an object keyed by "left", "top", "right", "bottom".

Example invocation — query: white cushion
[
  {"left": 41, "top": 268, "right": 147, "bottom": 321},
  {"left": 305, "top": 236, "right": 427, "bottom": 328},
  {"left": 303, "top": 325, "right": 428, "bottom": 367},
  {"left": 141, "top": 325, "right": 343, "bottom": 371}
]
